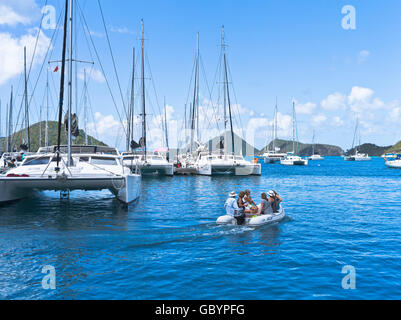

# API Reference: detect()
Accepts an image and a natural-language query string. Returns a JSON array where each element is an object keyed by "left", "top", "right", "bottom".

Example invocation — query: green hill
[
  {"left": 346, "top": 143, "right": 392, "bottom": 157},
  {"left": 260, "top": 139, "right": 344, "bottom": 156},
  {"left": 0, "top": 121, "right": 107, "bottom": 152},
  {"left": 385, "top": 141, "right": 401, "bottom": 154}
]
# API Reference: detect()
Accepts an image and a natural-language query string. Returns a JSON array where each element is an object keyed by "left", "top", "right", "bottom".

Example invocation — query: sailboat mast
[
  {"left": 164, "top": 97, "right": 169, "bottom": 150},
  {"left": 292, "top": 101, "right": 296, "bottom": 154},
  {"left": 45, "top": 69, "right": 49, "bottom": 148},
  {"left": 222, "top": 26, "right": 235, "bottom": 155},
  {"left": 141, "top": 20, "right": 147, "bottom": 161},
  {"left": 190, "top": 33, "right": 199, "bottom": 154},
  {"left": 312, "top": 130, "right": 315, "bottom": 156},
  {"left": 84, "top": 69, "right": 88, "bottom": 145},
  {"left": 273, "top": 97, "right": 278, "bottom": 152},
  {"left": 9, "top": 87, "right": 13, "bottom": 152},
  {"left": 67, "top": 0, "right": 73, "bottom": 166},
  {"left": 56, "top": 0, "right": 69, "bottom": 168},
  {"left": 127, "top": 47, "right": 135, "bottom": 151},
  {"left": 24, "top": 47, "right": 30, "bottom": 151}
]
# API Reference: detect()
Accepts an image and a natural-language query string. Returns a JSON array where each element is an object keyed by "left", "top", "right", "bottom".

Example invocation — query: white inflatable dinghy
[{"left": 217, "top": 207, "right": 285, "bottom": 227}]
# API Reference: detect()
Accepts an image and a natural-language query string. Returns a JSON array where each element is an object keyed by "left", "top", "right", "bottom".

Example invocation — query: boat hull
[
  {"left": 124, "top": 163, "right": 174, "bottom": 176},
  {"left": 0, "top": 174, "right": 141, "bottom": 204},
  {"left": 217, "top": 208, "right": 285, "bottom": 227}
]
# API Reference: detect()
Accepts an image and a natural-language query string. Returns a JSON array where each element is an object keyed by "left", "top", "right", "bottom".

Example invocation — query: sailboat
[
  {"left": 280, "top": 102, "right": 308, "bottom": 166},
  {"left": 308, "top": 130, "right": 324, "bottom": 160},
  {"left": 263, "top": 98, "right": 287, "bottom": 163},
  {"left": 0, "top": 0, "right": 141, "bottom": 204},
  {"left": 344, "top": 118, "right": 371, "bottom": 161},
  {"left": 193, "top": 27, "right": 261, "bottom": 176},
  {"left": 173, "top": 33, "right": 202, "bottom": 175},
  {"left": 121, "top": 21, "right": 174, "bottom": 176}
]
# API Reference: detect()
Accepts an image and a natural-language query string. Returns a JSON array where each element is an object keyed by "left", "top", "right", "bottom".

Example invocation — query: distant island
[
  {"left": 259, "top": 139, "right": 344, "bottom": 156},
  {"left": 0, "top": 121, "right": 106, "bottom": 152},
  {"left": 345, "top": 143, "right": 392, "bottom": 157}
]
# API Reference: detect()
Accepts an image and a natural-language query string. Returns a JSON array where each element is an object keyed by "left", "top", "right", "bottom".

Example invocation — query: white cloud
[
  {"left": 331, "top": 116, "right": 344, "bottom": 127},
  {"left": 78, "top": 68, "right": 106, "bottom": 84},
  {"left": 0, "top": 0, "right": 40, "bottom": 27},
  {"left": 348, "top": 86, "right": 384, "bottom": 114},
  {"left": 312, "top": 114, "right": 327, "bottom": 125},
  {"left": 357, "top": 50, "right": 370, "bottom": 64},
  {"left": 321, "top": 92, "right": 346, "bottom": 111},
  {"left": 294, "top": 100, "right": 316, "bottom": 115},
  {"left": 109, "top": 25, "right": 136, "bottom": 35},
  {"left": 0, "top": 29, "right": 51, "bottom": 85}
]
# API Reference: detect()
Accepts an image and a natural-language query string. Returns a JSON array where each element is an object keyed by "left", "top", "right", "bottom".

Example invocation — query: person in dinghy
[
  {"left": 256, "top": 190, "right": 282, "bottom": 215},
  {"left": 224, "top": 191, "right": 246, "bottom": 225}
]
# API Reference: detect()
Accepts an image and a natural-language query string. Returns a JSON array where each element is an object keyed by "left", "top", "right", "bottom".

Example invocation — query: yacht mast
[
  {"left": 56, "top": 0, "right": 69, "bottom": 168},
  {"left": 164, "top": 97, "right": 169, "bottom": 150},
  {"left": 45, "top": 69, "right": 49, "bottom": 148},
  {"left": 222, "top": 26, "right": 235, "bottom": 156},
  {"left": 273, "top": 97, "right": 278, "bottom": 152},
  {"left": 67, "top": 0, "right": 73, "bottom": 166},
  {"left": 127, "top": 48, "right": 135, "bottom": 151},
  {"left": 292, "top": 101, "right": 296, "bottom": 154},
  {"left": 190, "top": 33, "right": 199, "bottom": 155},
  {"left": 9, "top": 87, "right": 13, "bottom": 152},
  {"left": 141, "top": 20, "right": 147, "bottom": 161},
  {"left": 24, "top": 47, "right": 30, "bottom": 151},
  {"left": 84, "top": 69, "right": 88, "bottom": 145}
]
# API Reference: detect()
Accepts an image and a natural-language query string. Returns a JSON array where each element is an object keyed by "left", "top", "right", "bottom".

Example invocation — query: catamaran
[
  {"left": 308, "top": 130, "right": 324, "bottom": 160},
  {"left": 0, "top": 0, "right": 141, "bottom": 204},
  {"left": 121, "top": 21, "right": 173, "bottom": 176},
  {"left": 280, "top": 102, "right": 308, "bottom": 166},
  {"left": 263, "top": 98, "right": 287, "bottom": 163},
  {"left": 344, "top": 118, "right": 371, "bottom": 161},
  {"left": 192, "top": 27, "right": 261, "bottom": 176}
]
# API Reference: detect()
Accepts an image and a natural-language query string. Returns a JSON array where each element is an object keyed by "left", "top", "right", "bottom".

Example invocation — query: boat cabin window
[
  {"left": 91, "top": 157, "right": 117, "bottom": 166},
  {"left": 23, "top": 157, "right": 51, "bottom": 166},
  {"left": 79, "top": 157, "right": 90, "bottom": 162}
]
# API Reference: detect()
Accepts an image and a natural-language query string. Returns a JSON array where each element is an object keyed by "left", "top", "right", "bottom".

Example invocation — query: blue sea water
[{"left": 1, "top": 156, "right": 401, "bottom": 300}]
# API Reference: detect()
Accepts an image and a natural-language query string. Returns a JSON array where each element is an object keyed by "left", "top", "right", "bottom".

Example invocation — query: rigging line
[
  {"left": 144, "top": 52, "right": 163, "bottom": 122},
  {"left": 26, "top": 7, "right": 64, "bottom": 119},
  {"left": 96, "top": 0, "right": 128, "bottom": 120},
  {"left": 76, "top": 1, "right": 127, "bottom": 138},
  {"left": 226, "top": 61, "right": 245, "bottom": 140},
  {"left": 199, "top": 55, "right": 221, "bottom": 133},
  {"left": 26, "top": 0, "right": 49, "bottom": 83}
]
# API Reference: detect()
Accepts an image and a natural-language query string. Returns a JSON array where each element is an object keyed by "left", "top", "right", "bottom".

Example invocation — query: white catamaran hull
[
  {"left": 280, "top": 158, "right": 308, "bottom": 166},
  {"left": 217, "top": 208, "right": 285, "bottom": 227},
  {"left": 386, "top": 160, "right": 401, "bottom": 168},
  {"left": 124, "top": 162, "right": 174, "bottom": 176},
  {"left": 0, "top": 174, "right": 141, "bottom": 204},
  {"left": 196, "top": 163, "right": 261, "bottom": 176}
]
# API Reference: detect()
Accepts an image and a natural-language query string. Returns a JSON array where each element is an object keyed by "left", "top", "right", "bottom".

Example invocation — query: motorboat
[
  {"left": 280, "top": 154, "right": 308, "bottom": 166},
  {"left": 0, "top": 145, "right": 141, "bottom": 204},
  {"left": 122, "top": 151, "right": 174, "bottom": 176},
  {"left": 195, "top": 151, "right": 261, "bottom": 176},
  {"left": 263, "top": 151, "right": 287, "bottom": 164},
  {"left": 344, "top": 152, "right": 371, "bottom": 161},
  {"left": 385, "top": 154, "right": 401, "bottom": 168},
  {"left": 217, "top": 207, "right": 285, "bottom": 227},
  {"left": 308, "top": 154, "right": 324, "bottom": 161}
]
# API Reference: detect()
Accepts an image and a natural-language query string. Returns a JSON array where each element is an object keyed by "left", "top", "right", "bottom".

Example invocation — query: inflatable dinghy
[{"left": 217, "top": 207, "right": 285, "bottom": 227}]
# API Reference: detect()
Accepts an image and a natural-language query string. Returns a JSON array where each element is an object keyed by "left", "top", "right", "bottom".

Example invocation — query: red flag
[{"left": 53, "top": 66, "right": 59, "bottom": 72}]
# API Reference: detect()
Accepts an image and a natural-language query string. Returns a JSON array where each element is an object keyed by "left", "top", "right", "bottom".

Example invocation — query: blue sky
[{"left": 1, "top": 0, "right": 401, "bottom": 150}]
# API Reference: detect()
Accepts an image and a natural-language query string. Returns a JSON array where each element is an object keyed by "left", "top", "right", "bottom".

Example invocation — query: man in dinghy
[{"left": 224, "top": 191, "right": 246, "bottom": 225}]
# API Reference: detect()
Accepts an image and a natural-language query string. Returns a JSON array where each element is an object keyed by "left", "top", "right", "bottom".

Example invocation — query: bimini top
[{"left": 37, "top": 145, "right": 119, "bottom": 155}]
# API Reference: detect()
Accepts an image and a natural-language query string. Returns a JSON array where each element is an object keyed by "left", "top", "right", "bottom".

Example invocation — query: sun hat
[
  {"left": 229, "top": 191, "right": 237, "bottom": 197},
  {"left": 268, "top": 190, "right": 275, "bottom": 197}
]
